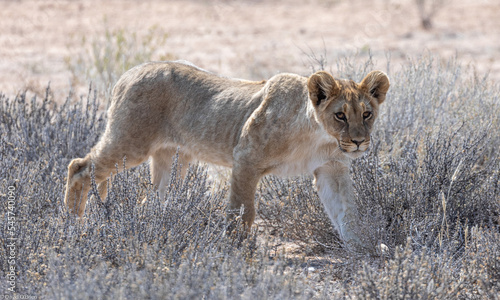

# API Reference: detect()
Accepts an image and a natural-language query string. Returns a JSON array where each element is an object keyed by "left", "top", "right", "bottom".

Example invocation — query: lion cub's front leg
[
  {"left": 313, "top": 161, "right": 364, "bottom": 248},
  {"left": 227, "top": 159, "right": 263, "bottom": 232}
]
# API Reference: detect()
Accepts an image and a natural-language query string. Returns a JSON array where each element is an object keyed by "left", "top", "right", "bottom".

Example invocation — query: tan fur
[{"left": 64, "top": 61, "right": 389, "bottom": 245}]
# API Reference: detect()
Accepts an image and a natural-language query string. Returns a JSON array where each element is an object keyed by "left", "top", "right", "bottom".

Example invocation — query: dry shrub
[{"left": 1, "top": 54, "right": 499, "bottom": 298}]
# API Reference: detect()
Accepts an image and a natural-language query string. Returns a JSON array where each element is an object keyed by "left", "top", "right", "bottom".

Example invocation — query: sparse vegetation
[
  {"left": 65, "top": 23, "right": 172, "bottom": 99},
  {"left": 1, "top": 55, "right": 499, "bottom": 299}
]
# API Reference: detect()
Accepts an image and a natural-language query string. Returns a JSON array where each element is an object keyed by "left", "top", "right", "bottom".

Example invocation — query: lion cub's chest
[{"left": 270, "top": 141, "right": 341, "bottom": 177}]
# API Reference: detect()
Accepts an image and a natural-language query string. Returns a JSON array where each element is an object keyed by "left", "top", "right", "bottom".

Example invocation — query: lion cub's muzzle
[{"left": 339, "top": 138, "right": 371, "bottom": 155}]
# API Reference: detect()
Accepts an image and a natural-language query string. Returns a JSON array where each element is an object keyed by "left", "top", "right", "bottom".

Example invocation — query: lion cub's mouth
[
  {"left": 340, "top": 147, "right": 368, "bottom": 159},
  {"left": 339, "top": 143, "right": 369, "bottom": 154},
  {"left": 340, "top": 147, "right": 364, "bottom": 153}
]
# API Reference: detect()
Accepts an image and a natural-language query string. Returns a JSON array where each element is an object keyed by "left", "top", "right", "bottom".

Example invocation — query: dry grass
[{"left": 1, "top": 54, "right": 499, "bottom": 299}]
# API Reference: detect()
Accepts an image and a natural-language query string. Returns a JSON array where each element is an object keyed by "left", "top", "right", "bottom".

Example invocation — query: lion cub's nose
[{"left": 351, "top": 139, "right": 365, "bottom": 146}]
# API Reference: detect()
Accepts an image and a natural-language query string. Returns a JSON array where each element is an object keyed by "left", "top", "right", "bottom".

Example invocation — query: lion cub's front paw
[{"left": 225, "top": 211, "right": 251, "bottom": 240}]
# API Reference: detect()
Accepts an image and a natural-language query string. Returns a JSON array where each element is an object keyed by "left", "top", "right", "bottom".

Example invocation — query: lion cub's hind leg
[
  {"left": 65, "top": 157, "right": 93, "bottom": 217},
  {"left": 64, "top": 155, "right": 119, "bottom": 217},
  {"left": 64, "top": 133, "right": 153, "bottom": 216},
  {"left": 96, "top": 180, "right": 109, "bottom": 202},
  {"left": 144, "top": 148, "right": 192, "bottom": 203}
]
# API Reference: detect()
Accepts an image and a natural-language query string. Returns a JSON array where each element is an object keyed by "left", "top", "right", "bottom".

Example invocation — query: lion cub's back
[
  {"left": 111, "top": 61, "right": 215, "bottom": 104},
  {"left": 104, "top": 61, "right": 267, "bottom": 165}
]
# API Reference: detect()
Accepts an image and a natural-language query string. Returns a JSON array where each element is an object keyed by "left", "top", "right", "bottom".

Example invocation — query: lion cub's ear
[
  {"left": 307, "top": 71, "right": 340, "bottom": 110},
  {"left": 360, "top": 71, "right": 390, "bottom": 104}
]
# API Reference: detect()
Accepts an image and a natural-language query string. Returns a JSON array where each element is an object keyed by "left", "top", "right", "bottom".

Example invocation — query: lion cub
[{"left": 64, "top": 61, "right": 389, "bottom": 246}]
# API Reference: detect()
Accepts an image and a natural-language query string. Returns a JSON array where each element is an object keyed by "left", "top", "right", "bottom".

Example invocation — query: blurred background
[{"left": 0, "top": 0, "right": 499, "bottom": 100}]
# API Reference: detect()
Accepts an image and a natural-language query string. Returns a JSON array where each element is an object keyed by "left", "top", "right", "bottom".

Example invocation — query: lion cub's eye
[
  {"left": 363, "top": 111, "right": 373, "bottom": 120},
  {"left": 335, "top": 112, "right": 346, "bottom": 121}
]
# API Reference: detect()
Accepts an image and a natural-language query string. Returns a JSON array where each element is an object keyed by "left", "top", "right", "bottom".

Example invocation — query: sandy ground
[{"left": 1, "top": 0, "right": 499, "bottom": 100}]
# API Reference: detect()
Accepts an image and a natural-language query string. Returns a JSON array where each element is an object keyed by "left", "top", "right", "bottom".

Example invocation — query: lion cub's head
[{"left": 307, "top": 70, "right": 390, "bottom": 158}]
